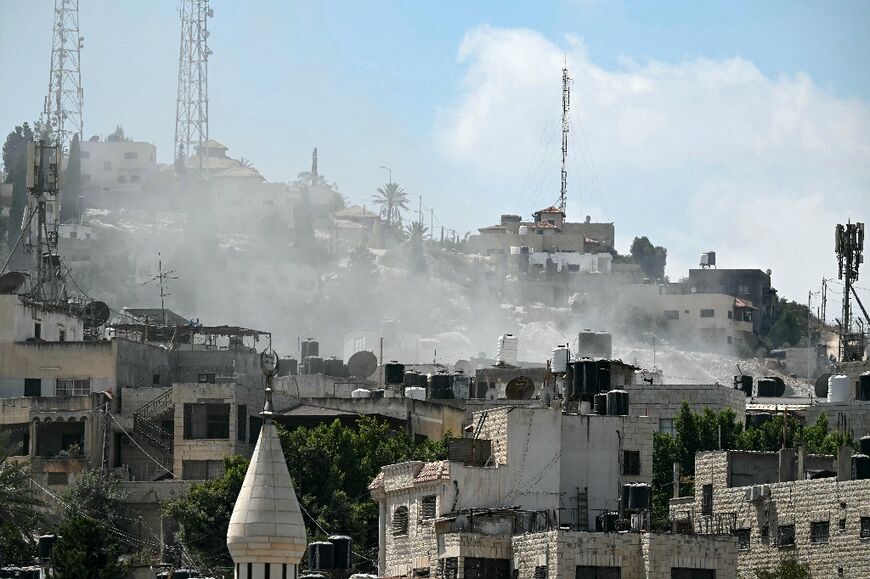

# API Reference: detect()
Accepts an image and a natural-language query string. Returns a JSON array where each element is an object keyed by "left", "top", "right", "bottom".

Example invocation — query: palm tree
[
  {"left": 372, "top": 182, "right": 409, "bottom": 228},
  {"left": 404, "top": 221, "right": 429, "bottom": 243}
]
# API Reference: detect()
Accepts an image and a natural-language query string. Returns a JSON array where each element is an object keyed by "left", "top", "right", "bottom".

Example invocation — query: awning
[{"left": 734, "top": 298, "right": 758, "bottom": 309}]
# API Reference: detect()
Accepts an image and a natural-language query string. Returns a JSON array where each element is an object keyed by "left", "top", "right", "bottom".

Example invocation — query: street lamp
[{"left": 378, "top": 165, "right": 392, "bottom": 185}]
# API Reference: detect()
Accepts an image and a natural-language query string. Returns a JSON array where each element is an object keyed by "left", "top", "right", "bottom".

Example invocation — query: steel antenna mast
[
  {"left": 45, "top": 0, "right": 84, "bottom": 154},
  {"left": 559, "top": 58, "right": 571, "bottom": 215},
  {"left": 174, "top": 0, "right": 212, "bottom": 175},
  {"left": 142, "top": 253, "right": 179, "bottom": 327}
]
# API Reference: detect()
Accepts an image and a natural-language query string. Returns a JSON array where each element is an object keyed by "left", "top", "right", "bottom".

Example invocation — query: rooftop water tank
[
  {"left": 828, "top": 375, "right": 850, "bottom": 403},
  {"left": 452, "top": 373, "right": 471, "bottom": 400},
  {"left": 606, "top": 389, "right": 629, "bottom": 416},
  {"left": 733, "top": 375, "right": 753, "bottom": 397},
  {"left": 304, "top": 356, "right": 324, "bottom": 375},
  {"left": 518, "top": 225, "right": 529, "bottom": 235},
  {"left": 302, "top": 339, "right": 319, "bottom": 359},
  {"left": 550, "top": 345, "right": 570, "bottom": 374},
  {"left": 853, "top": 454, "right": 870, "bottom": 480},
  {"left": 756, "top": 378, "right": 778, "bottom": 397},
  {"left": 38, "top": 534, "right": 57, "bottom": 561},
  {"left": 858, "top": 372, "right": 870, "bottom": 401},
  {"left": 308, "top": 541, "right": 335, "bottom": 571},
  {"left": 860, "top": 435, "right": 870, "bottom": 457},
  {"left": 496, "top": 334, "right": 519, "bottom": 366},
  {"left": 324, "top": 356, "right": 345, "bottom": 378},
  {"left": 429, "top": 373, "right": 453, "bottom": 399},
  {"left": 351, "top": 388, "right": 371, "bottom": 399},
  {"left": 628, "top": 483, "right": 651, "bottom": 511},
  {"left": 593, "top": 393, "right": 608, "bottom": 415},
  {"left": 328, "top": 535, "right": 353, "bottom": 570},
  {"left": 385, "top": 361, "right": 405, "bottom": 385},
  {"left": 405, "top": 386, "right": 426, "bottom": 401},
  {"left": 279, "top": 357, "right": 298, "bottom": 376}
]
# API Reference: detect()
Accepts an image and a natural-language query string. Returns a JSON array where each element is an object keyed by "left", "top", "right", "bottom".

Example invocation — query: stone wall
[{"left": 624, "top": 382, "right": 746, "bottom": 429}]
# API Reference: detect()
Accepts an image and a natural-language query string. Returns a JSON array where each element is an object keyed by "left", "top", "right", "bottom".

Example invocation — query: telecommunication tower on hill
[
  {"left": 174, "top": 0, "right": 212, "bottom": 173},
  {"left": 835, "top": 221, "right": 866, "bottom": 362},
  {"left": 44, "top": 0, "right": 84, "bottom": 154},
  {"left": 559, "top": 60, "right": 571, "bottom": 215}
]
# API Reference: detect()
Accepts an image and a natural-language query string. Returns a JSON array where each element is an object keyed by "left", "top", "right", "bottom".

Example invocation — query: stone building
[{"left": 671, "top": 448, "right": 870, "bottom": 578}]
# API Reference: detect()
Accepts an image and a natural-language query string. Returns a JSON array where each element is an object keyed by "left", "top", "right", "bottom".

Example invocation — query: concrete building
[
  {"left": 227, "top": 386, "right": 307, "bottom": 579},
  {"left": 370, "top": 405, "right": 738, "bottom": 579},
  {"left": 467, "top": 210, "right": 615, "bottom": 256},
  {"left": 684, "top": 269, "right": 777, "bottom": 335},
  {"left": 80, "top": 139, "right": 157, "bottom": 198},
  {"left": 671, "top": 448, "right": 870, "bottom": 578}
]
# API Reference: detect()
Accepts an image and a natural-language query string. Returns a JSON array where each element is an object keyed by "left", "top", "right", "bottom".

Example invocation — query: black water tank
[
  {"left": 304, "top": 356, "right": 324, "bottom": 375},
  {"left": 628, "top": 483, "right": 651, "bottom": 510},
  {"left": 38, "top": 534, "right": 57, "bottom": 560},
  {"left": 429, "top": 373, "right": 453, "bottom": 399},
  {"left": 404, "top": 371, "right": 423, "bottom": 387},
  {"left": 757, "top": 378, "right": 778, "bottom": 397},
  {"left": 571, "top": 360, "right": 602, "bottom": 401},
  {"left": 593, "top": 393, "right": 608, "bottom": 415},
  {"left": 385, "top": 362, "right": 405, "bottom": 385},
  {"left": 279, "top": 357, "right": 298, "bottom": 376},
  {"left": 815, "top": 373, "right": 832, "bottom": 398},
  {"left": 370, "top": 389, "right": 385, "bottom": 400},
  {"left": 860, "top": 436, "right": 870, "bottom": 457},
  {"left": 858, "top": 373, "right": 870, "bottom": 401},
  {"left": 853, "top": 454, "right": 870, "bottom": 480},
  {"left": 606, "top": 390, "right": 629, "bottom": 416},
  {"left": 308, "top": 541, "right": 335, "bottom": 571},
  {"left": 328, "top": 535, "right": 353, "bottom": 570},
  {"left": 324, "top": 356, "right": 345, "bottom": 377},
  {"left": 302, "top": 339, "right": 320, "bottom": 359},
  {"left": 734, "top": 375, "right": 753, "bottom": 397},
  {"left": 596, "top": 511, "right": 619, "bottom": 532}
]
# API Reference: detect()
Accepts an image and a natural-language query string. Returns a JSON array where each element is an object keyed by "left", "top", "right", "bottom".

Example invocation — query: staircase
[{"left": 131, "top": 389, "right": 175, "bottom": 479}]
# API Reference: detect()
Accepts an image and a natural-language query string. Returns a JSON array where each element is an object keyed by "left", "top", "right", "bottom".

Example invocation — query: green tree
[
  {"left": 372, "top": 182, "right": 409, "bottom": 229},
  {"left": 61, "top": 470, "right": 130, "bottom": 531},
  {"left": 163, "top": 455, "right": 248, "bottom": 567},
  {"left": 404, "top": 221, "right": 428, "bottom": 273},
  {"left": 0, "top": 436, "right": 42, "bottom": 566},
  {"left": 106, "top": 125, "right": 129, "bottom": 142},
  {"left": 2, "top": 123, "right": 35, "bottom": 245},
  {"left": 60, "top": 133, "right": 81, "bottom": 224},
  {"left": 50, "top": 515, "right": 126, "bottom": 579},
  {"left": 347, "top": 244, "right": 378, "bottom": 281},
  {"left": 629, "top": 236, "right": 667, "bottom": 280},
  {"left": 755, "top": 558, "right": 811, "bottom": 579}
]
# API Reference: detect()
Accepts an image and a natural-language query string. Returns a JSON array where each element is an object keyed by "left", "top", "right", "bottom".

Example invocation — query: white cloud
[{"left": 436, "top": 25, "right": 870, "bottom": 300}]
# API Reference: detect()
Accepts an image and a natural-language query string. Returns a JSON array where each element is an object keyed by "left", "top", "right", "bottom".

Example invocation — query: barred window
[
  {"left": 421, "top": 495, "right": 437, "bottom": 519},
  {"left": 623, "top": 451, "right": 640, "bottom": 475},
  {"left": 777, "top": 524, "right": 795, "bottom": 547},
  {"left": 56, "top": 378, "right": 91, "bottom": 396},
  {"left": 534, "top": 566, "right": 548, "bottom": 579},
  {"left": 736, "top": 529, "right": 750, "bottom": 550},
  {"left": 392, "top": 506, "right": 409, "bottom": 536},
  {"left": 811, "top": 521, "right": 829, "bottom": 544},
  {"left": 860, "top": 517, "right": 870, "bottom": 538},
  {"left": 701, "top": 484, "right": 713, "bottom": 516}
]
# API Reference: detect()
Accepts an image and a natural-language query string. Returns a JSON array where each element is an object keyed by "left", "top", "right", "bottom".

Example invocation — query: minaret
[
  {"left": 227, "top": 354, "right": 307, "bottom": 579},
  {"left": 311, "top": 147, "right": 319, "bottom": 186}
]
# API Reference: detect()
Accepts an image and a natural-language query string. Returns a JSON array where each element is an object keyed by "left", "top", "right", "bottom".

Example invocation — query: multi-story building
[
  {"left": 671, "top": 447, "right": 870, "bottom": 578},
  {"left": 80, "top": 139, "right": 157, "bottom": 198},
  {"left": 685, "top": 269, "right": 777, "bottom": 335}
]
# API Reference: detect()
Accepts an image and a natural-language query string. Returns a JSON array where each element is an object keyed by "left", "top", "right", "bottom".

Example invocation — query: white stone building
[
  {"left": 671, "top": 448, "right": 870, "bottom": 578},
  {"left": 80, "top": 139, "right": 157, "bottom": 196}
]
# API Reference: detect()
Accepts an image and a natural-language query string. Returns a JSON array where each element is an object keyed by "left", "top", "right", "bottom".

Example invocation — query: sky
[{"left": 1, "top": 0, "right": 869, "bottom": 305}]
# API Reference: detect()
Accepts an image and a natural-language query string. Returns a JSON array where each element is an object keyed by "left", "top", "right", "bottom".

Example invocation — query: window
[
  {"left": 34, "top": 323, "right": 41, "bottom": 340},
  {"left": 727, "top": 310, "right": 733, "bottom": 319},
  {"left": 47, "top": 472, "right": 69, "bottom": 486},
  {"left": 727, "top": 336, "right": 732, "bottom": 345},
  {"left": 56, "top": 378, "right": 91, "bottom": 396},
  {"left": 701, "top": 484, "right": 713, "bottom": 516},
  {"left": 810, "top": 521, "right": 829, "bottom": 543},
  {"left": 736, "top": 529, "right": 750, "bottom": 550},
  {"left": 664, "top": 310, "right": 679, "bottom": 320},
  {"left": 130, "top": 174, "right": 140, "bottom": 183},
  {"left": 198, "top": 373, "right": 216, "bottom": 384},
  {"left": 124, "top": 152, "right": 138, "bottom": 159},
  {"left": 623, "top": 451, "right": 640, "bottom": 475},
  {"left": 237, "top": 405, "right": 247, "bottom": 442},
  {"left": 152, "top": 374, "right": 160, "bottom": 385},
  {"left": 738, "top": 284, "right": 750, "bottom": 294},
  {"left": 464, "top": 558, "right": 509, "bottom": 579},
  {"left": 24, "top": 378, "right": 41, "bottom": 397},
  {"left": 392, "top": 506, "right": 409, "bottom": 536},
  {"left": 117, "top": 175, "right": 126, "bottom": 183},
  {"left": 80, "top": 151, "right": 90, "bottom": 159},
  {"left": 839, "top": 518, "right": 846, "bottom": 532},
  {"left": 671, "top": 570, "right": 714, "bottom": 579},
  {"left": 103, "top": 161, "right": 111, "bottom": 171},
  {"left": 777, "top": 524, "right": 796, "bottom": 547},
  {"left": 576, "top": 566, "right": 621, "bottom": 579},
  {"left": 69, "top": 230, "right": 78, "bottom": 239},
  {"left": 860, "top": 517, "right": 870, "bottom": 538},
  {"left": 700, "top": 309, "right": 715, "bottom": 318},
  {"left": 534, "top": 566, "right": 548, "bottom": 579},
  {"left": 659, "top": 419, "right": 676, "bottom": 436},
  {"left": 182, "top": 459, "right": 226, "bottom": 481},
  {"left": 59, "top": 329, "right": 66, "bottom": 342},
  {"left": 183, "top": 403, "right": 230, "bottom": 439},
  {"left": 421, "top": 495, "right": 437, "bottom": 519}
]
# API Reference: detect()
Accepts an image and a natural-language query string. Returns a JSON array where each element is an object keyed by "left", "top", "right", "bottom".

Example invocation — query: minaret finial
[{"left": 259, "top": 349, "right": 279, "bottom": 419}]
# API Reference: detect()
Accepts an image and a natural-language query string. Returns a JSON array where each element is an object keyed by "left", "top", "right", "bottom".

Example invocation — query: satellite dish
[
  {"left": 348, "top": 350, "right": 378, "bottom": 379},
  {"left": 505, "top": 376, "right": 535, "bottom": 400},
  {"left": 83, "top": 301, "right": 110, "bottom": 327},
  {"left": 454, "top": 359, "right": 473, "bottom": 376},
  {"left": 0, "top": 272, "right": 27, "bottom": 295}
]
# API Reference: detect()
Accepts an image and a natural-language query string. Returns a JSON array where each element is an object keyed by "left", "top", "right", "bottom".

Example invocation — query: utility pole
[
  {"left": 807, "top": 290, "right": 812, "bottom": 379},
  {"left": 559, "top": 58, "right": 571, "bottom": 216},
  {"left": 45, "top": 0, "right": 84, "bottom": 155},
  {"left": 430, "top": 208, "right": 434, "bottom": 240},
  {"left": 835, "top": 221, "right": 865, "bottom": 362},
  {"left": 821, "top": 278, "right": 827, "bottom": 327},
  {"left": 175, "top": 0, "right": 212, "bottom": 174},
  {"left": 418, "top": 195, "right": 423, "bottom": 224}
]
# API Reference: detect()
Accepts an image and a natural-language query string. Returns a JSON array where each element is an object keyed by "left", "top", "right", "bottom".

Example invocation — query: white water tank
[
  {"left": 496, "top": 334, "right": 519, "bottom": 366},
  {"left": 550, "top": 345, "right": 570, "bottom": 374},
  {"left": 518, "top": 225, "right": 529, "bottom": 235},
  {"left": 405, "top": 386, "right": 426, "bottom": 401},
  {"left": 351, "top": 388, "right": 371, "bottom": 399},
  {"left": 827, "top": 375, "right": 850, "bottom": 403}
]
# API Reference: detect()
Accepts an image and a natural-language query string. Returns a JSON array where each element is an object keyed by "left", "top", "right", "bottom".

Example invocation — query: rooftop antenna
[
  {"left": 142, "top": 253, "right": 178, "bottom": 326},
  {"left": 835, "top": 221, "right": 865, "bottom": 362},
  {"left": 559, "top": 56, "right": 571, "bottom": 215},
  {"left": 44, "top": 0, "right": 83, "bottom": 155},
  {"left": 174, "top": 0, "right": 212, "bottom": 176},
  {"left": 25, "top": 141, "right": 64, "bottom": 303}
]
